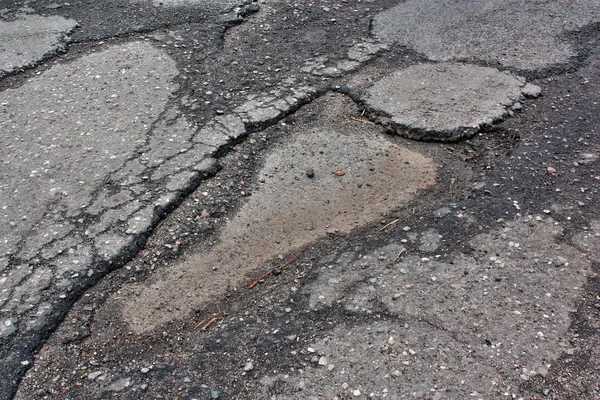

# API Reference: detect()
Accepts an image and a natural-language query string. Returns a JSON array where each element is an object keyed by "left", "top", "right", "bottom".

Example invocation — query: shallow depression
[{"left": 122, "top": 97, "right": 437, "bottom": 333}]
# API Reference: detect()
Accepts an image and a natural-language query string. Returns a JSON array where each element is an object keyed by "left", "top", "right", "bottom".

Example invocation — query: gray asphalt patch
[
  {"left": 293, "top": 216, "right": 591, "bottom": 398},
  {"left": 362, "top": 63, "right": 533, "bottom": 141},
  {"left": 372, "top": 0, "right": 600, "bottom": 70},
  {"left": 0, "top": 14, "right": 77, "bottom": 78}
]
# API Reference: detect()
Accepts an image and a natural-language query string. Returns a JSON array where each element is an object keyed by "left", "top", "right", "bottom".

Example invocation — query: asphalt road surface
[{"left": 1, "top": 1, "right": 600, "bottom": 399}]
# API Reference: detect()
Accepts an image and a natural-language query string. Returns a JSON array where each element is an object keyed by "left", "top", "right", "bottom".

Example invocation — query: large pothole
[{"left": 121, "top": 94, "right": 438, "bottom": 333}]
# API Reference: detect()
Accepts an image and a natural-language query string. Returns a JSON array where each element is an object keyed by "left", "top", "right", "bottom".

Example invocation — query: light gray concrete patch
[
  {"left": 0, "top": 41, "right": 180, "bottom": 263},
  {"left": 418, "top": 228, "right": 441, "bottom": 252},
  {"left": 193, "top": 114, "right": 246, "bottom": 148},
  {"left": 265, "top": 320, "right": 500, "bottom": 399},
  {"left": 372, "top": 0, "right": 600, "bottom": 70},
  {"left": 362, "top": 63, "right": 526, "bottom": 141},
  {"left": 301, "top": 40, "right": 388, "bottom": 76},
  {"left": 142, "top": 111, "right": 196, "bottom": 168},
  {"left": 0, "top": 14, "right": 77, "bottom": 78},
  {"left": 150, "top": 144, "right": 214, "bottom": 181},
  {"left": 0, "top": 40, "right": 232, "bottom": 376}
]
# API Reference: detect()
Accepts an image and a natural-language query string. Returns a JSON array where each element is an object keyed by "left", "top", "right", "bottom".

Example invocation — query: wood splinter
[
  {"left": 249, "top": 246, "right": 307, "bottom": 289},
  {"left": 200, "top": 317, "right": 223, "bottom": 332},
  {"left": 194, "top": 313, "right": 218, "bottom": 331},
  {"left": 350, "top": 116, "right": 376, "bottom": 126},
  {"left": 392, "top": 249, "right": 406, "bottom": 263},
  {"left": 380, "top": 218, "right": 400, "bottom": 232}
]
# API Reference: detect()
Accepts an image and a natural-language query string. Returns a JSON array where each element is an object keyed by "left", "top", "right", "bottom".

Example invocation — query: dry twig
[
  {"left": 392, "top": 249, "right": 406, "bottom": 263},
  {"left": 200, "top": 317, "right": 223, "bottom": 331},
  {"left": 249, "top": 246, "right": 307, "bottom": 289},
  {"left": 350, "top": 117, "right": 376, "bottom": 125},
  {"left": 380, "top": 218, "right": 400, "bottom": 232},
  {"left": 194, "top": 313, "right": 218, "bottom": 331}
]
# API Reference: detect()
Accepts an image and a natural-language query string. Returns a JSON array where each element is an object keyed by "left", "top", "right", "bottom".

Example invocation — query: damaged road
[{"left": 1, "top": 0, "right": 600, "bottom": 399}]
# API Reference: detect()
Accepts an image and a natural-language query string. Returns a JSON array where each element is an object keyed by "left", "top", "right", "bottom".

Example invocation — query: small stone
[
  {"left": 392, "top": 370, "right": 401, "bottom": 377},
  {"left": 307, "top": 347, "right": 316, "bottom": 353},
  {"left": 306, "top": 168, "right": 315, "bottom": 178},
  {"left": 140, "top": 367, "right": 150, "bottom": 374},
  {"left": 353, "top": 389, "right": 362, "bottom": 396},
  {"left": 318, "top": 356, "right": 328, "bottom": 366},
  {"left": 88, "top": 371, "right": 103, "bottom": 380},
  {"left": 105, "top": 377, "right": 131, "bottom": 392},
  {"left": 342, "top": 383, "right": 349, "bottom": 389},
  {"left": 243, "top": 361, "right": 254, "bottom": 372},
  {"left": 211, "top": 389, "right": 221, "bottom": 399},
  {"left": 547, "top": 166, "right": 557, "bottom": 174},
  {"left": 543, "top": 388, "right": 550, "bottom": 396},
  {"left": 522, "top": 83, "right": 542, "bottom": 98},
  {"left": 327, "top": 364, "right": 335, "bottom": 371},
  {"left": 538, "top": 366, "right": 549, "bottom": 377},
  {"left": 140, "top": 384, "right": 148, "bottom": 390},
  {"left": 511, "top": 102, "right": 522, "bottom": 111},
  {"left": 336, "top": 169, "right": 347, "bottom": 176},
  {"left": 20, "top": 361, "right": 30, "bottom": 366}
]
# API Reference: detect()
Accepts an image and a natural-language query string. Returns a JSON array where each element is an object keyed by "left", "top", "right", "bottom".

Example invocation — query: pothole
[{"left": 121, "top": 94, "right": 437, "bottom": 333}]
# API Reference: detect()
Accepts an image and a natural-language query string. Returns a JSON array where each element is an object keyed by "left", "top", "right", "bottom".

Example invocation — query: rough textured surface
[
  {"left": 372, "top": 0, "right": 600, "bottom": 70},
  {"left": 121, "top": 94, "right": 437, "bottom": 333},
  {"left": 4, "top": 0, "right": 600, "bottom": 399},
  {"left": 362, "top": 63, "right": 527, "bottom": 141},
  {"left": 0, "top": 15, "right": 77, "bottom": 78},
  {"left": 0, "top": 41, "right": 181, "bottom": 266},
  {"left": 301, "top": 218, "right": 589, "bottom": 398}
]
